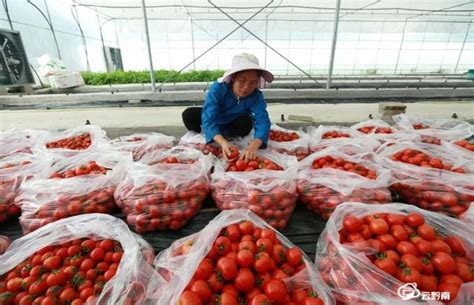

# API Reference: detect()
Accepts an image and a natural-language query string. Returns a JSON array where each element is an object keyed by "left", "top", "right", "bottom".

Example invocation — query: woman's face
[{"left": 232, "top": 70, "right": 259, "bottom": 98}]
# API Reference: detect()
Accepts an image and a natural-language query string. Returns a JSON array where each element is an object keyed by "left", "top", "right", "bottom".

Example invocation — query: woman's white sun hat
[{"left": 218, "top": 53, "right": 274, "bottom": 88}]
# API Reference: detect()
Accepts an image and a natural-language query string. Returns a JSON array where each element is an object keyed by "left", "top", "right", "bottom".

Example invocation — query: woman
[{"left": 182, "top": 53, "right": 273, "bottom": 161}]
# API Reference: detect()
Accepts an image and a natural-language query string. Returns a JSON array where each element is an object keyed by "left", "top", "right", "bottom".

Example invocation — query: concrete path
[{"left": 1, "top": 101, "right": 472, "bottom": 133}]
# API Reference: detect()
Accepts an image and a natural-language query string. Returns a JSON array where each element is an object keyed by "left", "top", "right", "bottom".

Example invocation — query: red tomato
[
  {"left": 216, "top": 257, "right": 238, "bottom": 281},
  {"left": 263, "top": 279, "right": 288, "bottom": 302},
  {"left": 431, "top": 252, "right": 456, "bottom": 274},
  {"left": 285, "top": 248, "right": 303, "bottom": 266},
  {"left": 179, "top": 291, "right": 202, "bottom": 305},
  {"left": 234, "top": 268, "right": 255, "bottom": 292},
  {"left": 343, "top": 216, "right": 363, "bottom": 233},
  {"left": 369, "top": 219, "right": 389, "bottom": 235}
]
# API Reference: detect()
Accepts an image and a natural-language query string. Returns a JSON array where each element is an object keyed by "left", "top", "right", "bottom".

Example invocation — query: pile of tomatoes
[
  {"left": 413, "top": 123, "right": 430, "bottom": 130},
  {"left": 175, "top": 221, "right": 325, "bottom": 305},
  {"left": 310, "top": 156, "right": 377, "bottom": 179},
  {"left": 116, "top": 177, "right": 209, "bottom": 233},
  {"left": 268, "top": 130, "right": 308, "bottom": 161},
  {"left": 297, "top": 154, "right": 391, "bottom": 220},
  {"left": 320, "top": 211, "right": 472, "bottom": 304},
  {"left": 0, "top": 160, "right": 34, "bottom": 223},
  {"left": 453, "top": 139, "right": 474, "bottom": 152},
  {"left": 134, "top": 143, "right": 173, "bottom": 161},
  {"left": 322, "top": 131, "right": 351, "bottom": 139},
  {"left": 48, "top": 161, "right": 109, "bottom": 179},
  {"left": 46, "top": 133, "right": 92, "bottom": 151},
  {"left": 390, "top": 148, "right": 466, "bottom": 173},
  {"left": 0, "top": 238, "right": 123, "bottom": 305},
  {"left": 390, "top": 181, "right": 473, "bottom": 218},
  {"left": 269, "top": 130, "right": 300, "bottom": 142},
  {"left": 227, "top": 157, "right": 283, "bottom": 172},
  {"left": 357, "top": 126, "right": 393, "bottom": 134},
  {"left": 149, "top": 157, "right": 196, "bottom": 165},
  {"left": 19, "top": 186, "right": 116, "bottom": 233},
  {"left": 297, "top": 183, "right": 391, "bottom": 220},
  {"left": 420, "top": 135, "right": 441, "bottom": 145},
  {"left": 183, "top": 143, "right": 222, "bottom": 158},
  {"left": 212, "top": 180, "right": 297, "bottom": 230}
]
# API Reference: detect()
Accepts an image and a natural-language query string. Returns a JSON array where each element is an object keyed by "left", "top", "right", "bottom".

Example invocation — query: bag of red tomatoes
[
  {"left": 375, "top": 142, "right": 474, "bottom": 218},
  {"left": 0, "top": 213, "right": 159, "bottom": 305},
  {"left": 152, "top": 209, "right": 334, "bottom": 305},
  {"left": 0, "top": 153, "right": 52, "bottom": 224},
  {"left": 296, "top": 145, "right": 392, "bottom": 220},
  {"left": 110, "top": 132, "right": 175, "bottom": 161},
  {"left": 211, "top": 150, "right": 298, "bottom": 230},
  {"left": 16, "top": 150, "right": 129, "bottom": 233},
  {"left": 36, "top": 125, "right": 108, "bottom": 156},
  {"left": 267, "top": 124, "right": 310, "bottom": 161},
  {"left": 442, "top": 139, "right": 474, "bottom": 161},
  {"left": 179, "top": 131, "right": 223, "bottom": 158},
  {"left": 316, "top": 202, "right": 474, "bottom": 305},
  {"left": 115, "top": 146, "right": 213, "bottom": 233},
  {"left": 393, "top": 114, "right": 472, "bottom": 146},
  {"left": 0, "top": 129, "right": 48, "bottom": 159},
  {"left": 351, "top": 119, "right": 419, "bottom": 144},
  {"left": 307, "top": 125, "right": 375, "bottom": 153}
]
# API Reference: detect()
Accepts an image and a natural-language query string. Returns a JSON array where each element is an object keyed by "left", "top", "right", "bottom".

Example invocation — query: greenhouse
[{"left": 0, "top": 2, "right": 473, "bottom": 305}]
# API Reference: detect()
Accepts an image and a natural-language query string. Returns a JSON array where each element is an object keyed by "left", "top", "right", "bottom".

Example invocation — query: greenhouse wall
[
  {"left": 1, "top": 1, "right": 472, "bottom": 76},
  {"left": 0, "top": 1, "right": 117, "bottom": 74}
]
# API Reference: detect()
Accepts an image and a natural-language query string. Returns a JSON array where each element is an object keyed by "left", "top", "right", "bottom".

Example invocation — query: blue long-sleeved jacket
[{"left": 201, "top": 81, "right": 271, "bottom": 147}]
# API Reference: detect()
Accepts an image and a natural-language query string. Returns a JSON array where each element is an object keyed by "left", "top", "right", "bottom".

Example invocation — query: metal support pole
[
  {"left": 73, "top": 5, "right": 90, "bottom": 71},
  {"left": 209, "top": 0, "right": 320, "bottom": 85},
  {"left": 141, "top": 0, "right": 156, "bottom": 91},
  {"left": 394, "top": 20, "right": 408, "bottom": 74},
  {"left": 97, "top": 14, "right": 109, "bottom": 73},
  {"left": 155, "top": 0, "right": 273, "bottom": 89},
  {"left": 189, "top": 17, "right": 196, "bottom": 70},
  {"left": 43, "top": 0, "right": 61, "bottom": 60},
  {"left": 264, "top": 17, "right": 268, "bottom": 69},
  {"left": 454, "top": 22, "right": 471, "bottom": 73},
  {"left": 326, "top": 0, "right": 341, "bottom": 89}
]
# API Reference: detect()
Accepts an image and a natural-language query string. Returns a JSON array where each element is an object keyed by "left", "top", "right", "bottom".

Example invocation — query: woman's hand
[
  {"left": 214, "top": 134, "right": 238, "bottom": 160},
  {"left": 241, "top": 139, "right": 262, "bottom": 162}
]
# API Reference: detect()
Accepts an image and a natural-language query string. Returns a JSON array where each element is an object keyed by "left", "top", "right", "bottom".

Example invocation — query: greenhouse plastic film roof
[{"left": 70, "top": 0, "right": 473, "bottom": 74}]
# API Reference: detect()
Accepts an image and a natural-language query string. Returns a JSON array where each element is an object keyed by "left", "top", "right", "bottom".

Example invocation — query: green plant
[
  {"left": 363, "top": 68, "right": 378, "bottom": 75},
  {"left": 81, "top": 70, "right": 225, "bottom": 85}
]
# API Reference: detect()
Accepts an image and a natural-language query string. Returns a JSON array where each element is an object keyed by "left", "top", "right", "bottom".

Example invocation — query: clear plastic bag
[
  {"left": 393, "top": 114, "right": 472, "bottom": 145},
  {"left": 178, "top": 131, "right": 223, "bottom": 157},
  {"left": 110, "top": 132, "right": 175, "bottom": 161},
  {"left": 443, "top": 139, "right": 474, "bottom": 160},
  {"left": 41, "top": 149, "right": 132, "bottom": 179},
  {"left": 0, "top": 213, "right": 162, "bottom": 305},
  {"left": 307, "top": 125, "right": 365, "bottom": 153},
  {"left": 0, "top": 129, "right": 49, "bottom": 158},
  {"left": 375, "top": 142, "right": 474, "bottom": 218},
  {"left": 316, "top": 202, "right": 474, "bottom": 305},
  {"left": 296, "top": 146, "right": 391, "bottom": 220},
  {"left": 351, "top": 119, "right": 419, "bottom": 143},
  {"left": 152, "top": 209, "right": 334, "bottom": 305},
  {"left": 375, "top": 142, "right": 474, "bottom": 178},
  {"left": 16, "top": 151, "right": 128, "bottom": 233},
  {"left": 211, "top": 150, "right": 298, "bottom": 229},
  {"left": 35, "top": 125, "right": 108, "bottom": 156},
  {"left": 267, "top": 124, "right": 310, "bottom": 160},
  {"left": 115, "top": 146, "right": 213, "bottom": 233},
  {"left": 0, "top": 153, "right": 53, "bottom": 223}
]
